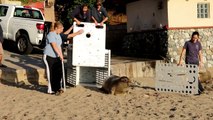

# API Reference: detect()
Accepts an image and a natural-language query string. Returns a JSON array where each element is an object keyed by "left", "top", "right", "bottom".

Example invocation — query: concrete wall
[
  {"left": 44, "top": 0, "right": 55, "bottom": 22},
  {"left": 44, "top": 7, "right": 55, "bottom": 22},
  {"left": 126, "top": 0, "right": 168, "bottom": 32},
  {"left": 111, "top": 61, "right": 157, "bottom": 78},
  {"left": 168, "top": 0, "right": 213, "bottom": 28}
]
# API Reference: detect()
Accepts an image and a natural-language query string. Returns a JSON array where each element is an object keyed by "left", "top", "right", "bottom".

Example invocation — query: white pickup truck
[{"left": 0, "top": 4, "right": 51, "bottom": 54}]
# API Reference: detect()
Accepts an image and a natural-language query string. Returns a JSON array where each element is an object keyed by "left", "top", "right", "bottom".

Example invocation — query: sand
[{"left": 0, "top": 81, "right": 213, "bottom": 120}]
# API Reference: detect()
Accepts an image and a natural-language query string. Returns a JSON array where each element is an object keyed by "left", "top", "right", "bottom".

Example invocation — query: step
[
  {"left": 0, "top": 67, "right": 47, "bottom": 85},
  {"left": 0, "top": 54, "right": 161, "bottom": 86}
]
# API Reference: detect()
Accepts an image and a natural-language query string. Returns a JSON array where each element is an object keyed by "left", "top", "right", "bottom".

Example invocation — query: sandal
[
  {"left": 55, "top": 91, "right": 61, "bottom": 96},
  {"left": 59, "top": 89, "right": 64, "bottom": 94}
]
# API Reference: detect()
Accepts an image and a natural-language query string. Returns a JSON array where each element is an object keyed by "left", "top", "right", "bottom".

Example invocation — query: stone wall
[{"left": 167, "top": 28, "right": 213, "bottom": 67}]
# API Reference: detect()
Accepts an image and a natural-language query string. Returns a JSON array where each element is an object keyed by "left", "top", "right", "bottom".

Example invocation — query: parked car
[{"left": 0, "top": 4, "right": 51, "bottom": 54}]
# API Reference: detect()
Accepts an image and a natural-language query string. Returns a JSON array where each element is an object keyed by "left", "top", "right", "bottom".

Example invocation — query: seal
[{"left": 101, "top": 75, "right": 130, "bottom": 95}]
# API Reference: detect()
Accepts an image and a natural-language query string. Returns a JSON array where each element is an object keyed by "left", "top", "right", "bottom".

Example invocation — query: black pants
[{"left": 43, "top": 55, "right": 62, "bottom": 93}]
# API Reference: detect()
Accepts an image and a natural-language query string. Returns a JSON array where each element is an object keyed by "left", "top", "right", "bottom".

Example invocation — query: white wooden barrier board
[
  {"left": 72, "top": 22, "right": 106, "bottom": 67},
  {"left": 155, "top": 63, "right": 199, "bottom": 95}
]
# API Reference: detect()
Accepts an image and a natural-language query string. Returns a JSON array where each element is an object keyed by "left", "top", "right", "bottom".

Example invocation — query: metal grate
[
  {"left": 96, "top": 68, "right": 109, "bottom": 85},
  {"left": 67, "top": 67, "right": 77, "bottom": 86}
]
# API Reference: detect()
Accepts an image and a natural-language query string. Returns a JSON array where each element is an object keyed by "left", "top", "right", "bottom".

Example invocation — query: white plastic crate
[
  {"left": 67, "top": 50, "right": 111, "bottom": 87},
  {"left": 72, "top": 22, "right": 106, "bottom": 67},
  {"left": 67, "top": 66, "right": 77, "bottom": 85},
  {"left": 155, "top": 63, "right": 199, "bottom": 95}
]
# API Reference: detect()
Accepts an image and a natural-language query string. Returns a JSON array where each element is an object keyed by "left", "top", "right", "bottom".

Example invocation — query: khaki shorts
[{"left": 0, "top": 42, "right": 3, "bottom": 55}]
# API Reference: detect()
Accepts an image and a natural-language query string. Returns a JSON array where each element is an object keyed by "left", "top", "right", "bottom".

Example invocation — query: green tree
[
  {"left": 19, "top": 0, "right": 44, "bottom": 4},
  {"left": 73, "top": 0, "right": 96, "bottom": 7},
  {"left": 56, "top": 0, "right": 127, "bottom": 27}
]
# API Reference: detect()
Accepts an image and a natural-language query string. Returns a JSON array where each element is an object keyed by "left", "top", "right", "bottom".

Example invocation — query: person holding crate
[{"left": 178, "top": 31, "right": 204, "bottom": 93}]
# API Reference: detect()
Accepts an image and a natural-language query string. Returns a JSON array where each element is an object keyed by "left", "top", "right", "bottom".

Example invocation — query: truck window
[
  {"left": 14, "top": 8, "right": 43, "bottom": 20},
  {"left": 0, "top": 6, "right": 8, "bottom": 16}
]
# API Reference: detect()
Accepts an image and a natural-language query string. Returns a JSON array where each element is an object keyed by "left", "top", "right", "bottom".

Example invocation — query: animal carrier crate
[
  {"left": 155, "top": 63, "right": 199, "bottom": 95},
  {"left": 66, "top": 22, "right": 110, "bottom": 87},
  {"left": 67, "top": 50, "right": 111, "bottom": 87}
]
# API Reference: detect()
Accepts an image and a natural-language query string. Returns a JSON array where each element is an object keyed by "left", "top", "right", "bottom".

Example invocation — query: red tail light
[
  {"left": 36, "top": 23, "right": 44, "bottom": 33},
  {"left": 36, "top": 23, "right": 44, "bottom": 30}
]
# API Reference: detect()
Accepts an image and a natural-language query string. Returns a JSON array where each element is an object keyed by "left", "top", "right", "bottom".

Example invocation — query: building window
[{"left": 197, "top": 3, "right": 210, "bottom": 18}]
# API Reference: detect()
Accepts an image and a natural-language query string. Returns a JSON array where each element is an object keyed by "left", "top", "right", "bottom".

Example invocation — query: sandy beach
[{"left": 0, "top": 80, "right": 213, "bottom": 120}]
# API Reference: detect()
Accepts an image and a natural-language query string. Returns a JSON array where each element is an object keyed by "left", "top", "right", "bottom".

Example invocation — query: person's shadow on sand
[{"left": 0, "top": 77, "right": 47, "bottom": 94}]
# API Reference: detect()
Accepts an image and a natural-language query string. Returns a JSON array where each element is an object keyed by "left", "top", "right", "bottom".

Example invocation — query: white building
[{"left": 127, "top": 0, "right": 213, "bottom": 32}]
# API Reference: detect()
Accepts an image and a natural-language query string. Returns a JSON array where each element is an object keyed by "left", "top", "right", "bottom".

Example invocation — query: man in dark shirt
[
  {"left": 178, "top": 31, "right": 203, "bottom": 67},
  {"left": 91, "top": 0, "right": 108, "bottom": 26},
  {"left": 71, "top": 4, "right": 90, "bottom": 25},
  {"left": 178, "top": 31, "right": 204, "bottom": 93}
]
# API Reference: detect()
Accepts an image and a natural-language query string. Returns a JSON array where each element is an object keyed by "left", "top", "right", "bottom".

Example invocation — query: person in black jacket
[
  {"left": 71, "top": 4, "right": 91, "bottom": 25},
  {"left": 91, "top": 0, "right": 108, "bottom": 26}
]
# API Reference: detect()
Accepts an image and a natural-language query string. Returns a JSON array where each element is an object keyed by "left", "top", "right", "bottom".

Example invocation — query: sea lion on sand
[{"left": 101, "top": 75, "right": 130, "bottom": 95}]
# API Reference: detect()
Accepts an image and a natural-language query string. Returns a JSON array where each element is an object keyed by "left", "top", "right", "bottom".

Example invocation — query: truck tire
[{"left": 16, "top": 34, "right": 33, "bottom": 54}]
